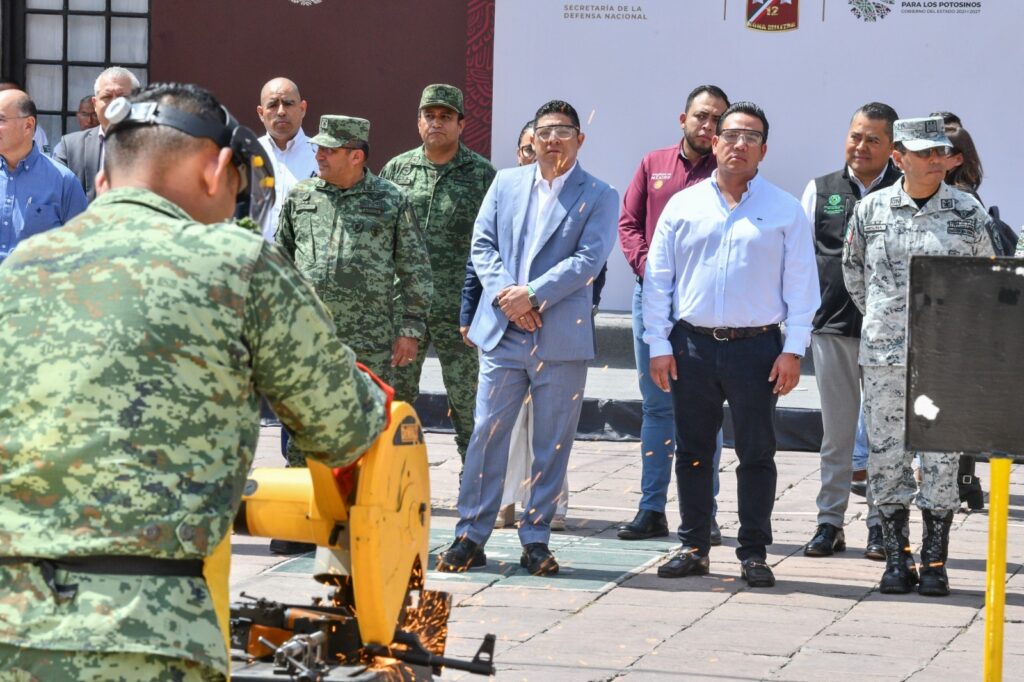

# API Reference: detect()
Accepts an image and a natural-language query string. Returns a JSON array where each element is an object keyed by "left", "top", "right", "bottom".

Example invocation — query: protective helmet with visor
[{"left": 104, "top": 95, "right": 275, "bottom": 224}]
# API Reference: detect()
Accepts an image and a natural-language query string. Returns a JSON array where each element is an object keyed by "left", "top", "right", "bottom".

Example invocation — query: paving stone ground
[{"left": 231, "top": 428, "right": 1024, "bottom": 681}]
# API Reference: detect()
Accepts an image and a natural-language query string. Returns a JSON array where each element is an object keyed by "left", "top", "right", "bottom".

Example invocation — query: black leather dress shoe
[
  {"left": 741, "top": 559, "right": 776, "bottom": 587},
  {"left": 617, "top": 510, "right": 669, "bottom": 540},
  {"left": 520, "top": 543, "right": 559, "bottom": 576},
  {"left": 269, "top": 539, "right": 316, "bottom": 555},
  {"left": 436, "top": 537, "right": 487, "bottom": 573},
  {"left": 851, "top": 481, "right": 867, "bottom": 498},
  {"left": 657, "top": 547, "right": 709, "bottom": 578},
  {"left": 803, "top": 523, "right": 846, "bottom": 557},
  {"left": 864, "top": 524, "right": 885, "bottom": 561}
]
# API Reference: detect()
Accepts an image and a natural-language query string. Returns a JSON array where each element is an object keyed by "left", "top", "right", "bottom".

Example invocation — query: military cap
[
  {"left": 419, "top": 84, "right": 464, "bottom": 115},
  {"left": 309, "top": 115, "right": 370, "bottom": 148},
  {"left": 893, "top": 116, "right": 952, "bottom": 152}
]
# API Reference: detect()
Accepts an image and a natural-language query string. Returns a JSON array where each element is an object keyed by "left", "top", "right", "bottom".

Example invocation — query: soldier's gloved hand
[
  {"left": 459, "top": 326, "right": 476, "bottom": 348},
  {"left": 391, "top": 336, "right": 419, "bottom": 368}
]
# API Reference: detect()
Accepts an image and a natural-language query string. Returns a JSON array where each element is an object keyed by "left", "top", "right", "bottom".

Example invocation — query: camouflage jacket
[
  {"left": 275, "top": 170, "right": 432, "bottom": 357},
  {"left": 0, "top": 187, "right": 387, "bottom": 671},
  {"left": 843, "top": 181, "right": 995, "bottom": 366},
  {"left": 379, "top": 142, "right": 495, "bottom": 318},
  {"left": 1016, "top": 229, "right": 1024, "bottom": 257}
]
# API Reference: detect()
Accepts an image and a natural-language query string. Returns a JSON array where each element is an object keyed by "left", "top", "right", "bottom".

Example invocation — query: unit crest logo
[
  {"left": 746, "top": 0, "right": 798, "bottom": 32},
  {"left": 848, "top": 0, "right": 895, "bottom": 22}
]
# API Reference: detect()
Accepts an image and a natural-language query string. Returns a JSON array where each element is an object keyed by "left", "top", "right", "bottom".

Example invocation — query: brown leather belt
[{"left": 678, "top": 319, "right": 778, "bottom": 342}]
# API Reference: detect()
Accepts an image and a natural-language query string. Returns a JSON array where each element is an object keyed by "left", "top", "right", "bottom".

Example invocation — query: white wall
[{"left": 493, "top": 0, "right": 1022, "bottom": 312}]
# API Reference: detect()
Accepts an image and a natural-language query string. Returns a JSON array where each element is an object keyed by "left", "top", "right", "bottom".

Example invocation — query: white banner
[{"left": 493, "top": 0, "right": 1020, "bottom": 312}]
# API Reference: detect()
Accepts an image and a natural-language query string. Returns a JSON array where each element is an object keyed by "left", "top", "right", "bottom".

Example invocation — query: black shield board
[{"left": 906, "top": 256, "right": 1024, "bottom": 459}]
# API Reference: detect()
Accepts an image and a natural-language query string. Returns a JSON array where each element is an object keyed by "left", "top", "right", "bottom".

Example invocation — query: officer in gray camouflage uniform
[
  {"left": 0, "top": 83, "right": 387, "bottom": 681},
  {"left": 379, "top": 84, "right": 496, "bottom": 462},
  {"left": 276, "top": 114, "right": 432, "bottom": 409},
  {"left": 1016, "top": 231, "right": 1024, "bottom": 257},
  {"left": 843, "top": 116, "right": 995, "bottom": 597}
]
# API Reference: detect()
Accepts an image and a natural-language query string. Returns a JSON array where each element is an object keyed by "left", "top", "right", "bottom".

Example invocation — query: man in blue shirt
[
  {"left": 0, "top": 89, "right": 87, "bottom": 263},
  {"left": 643, "top": 102, "right": 819, "bottom": 588}
]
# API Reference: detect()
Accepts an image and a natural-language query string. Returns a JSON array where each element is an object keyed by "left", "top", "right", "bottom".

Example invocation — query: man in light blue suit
[{"left": 436, "top": 100, "right": 618, "bottom": 576}]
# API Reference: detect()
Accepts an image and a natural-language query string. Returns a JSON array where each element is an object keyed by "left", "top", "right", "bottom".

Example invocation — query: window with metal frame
[{"left": 3, "top": 0, "right": 150, "bottom": 149}]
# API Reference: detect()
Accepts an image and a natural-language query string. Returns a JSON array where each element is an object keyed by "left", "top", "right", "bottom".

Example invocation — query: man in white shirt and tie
[
  {"left": 643, "top": 101, "right": 819, "bottom": 588},
  {"left": 256, "top": 77, "right": 318, "bottom": 241}
]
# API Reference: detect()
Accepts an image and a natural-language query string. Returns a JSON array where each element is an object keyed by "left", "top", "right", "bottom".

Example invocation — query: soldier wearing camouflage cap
[
  {"left": 276, "top": 114, "right": 432, "bottom": 466},
  {"left": 379, "top": 84, "right": 496, "bottom": 463},
  {"left": 843, "top": 116, "right": 995, "bottom": 598},
  {"left": 0, "top": 84, "right": 388, "bottom": 679}
]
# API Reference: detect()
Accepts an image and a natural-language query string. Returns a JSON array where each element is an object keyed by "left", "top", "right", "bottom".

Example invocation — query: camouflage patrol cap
[
  {"left": 309, "top": 115, "right": 369, "bottom": 148},
  {"left": 419, "top": 84, "right": 464, "bottom": 115},
  {"left": 893, "top": 116, "right": 952, "bottom": 152}
]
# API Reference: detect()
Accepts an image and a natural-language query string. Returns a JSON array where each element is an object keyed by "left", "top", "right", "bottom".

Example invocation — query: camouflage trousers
[
  {"left": 392, "top": 310, "right": 478, "bottom": 460},
  {"left": 0, "top": 645, "right": 224, "bottom": 682},
  {"left": 285, "top": 347, "right": 392, "bottom": 468},
  {"left": 862, "top": 365, "right": 959, "bottom": 513}
]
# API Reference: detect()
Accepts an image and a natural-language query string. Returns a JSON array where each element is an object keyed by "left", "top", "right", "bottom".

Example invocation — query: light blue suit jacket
[{"left": 468, "top": 162, "right": 618, "bottom": 361}]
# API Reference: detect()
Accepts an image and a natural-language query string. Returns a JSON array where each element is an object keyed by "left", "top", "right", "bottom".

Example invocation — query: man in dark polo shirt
[
  {"left": 799, "top": 102, "right": 901, "bottom": 561},
  {"left": 616, "top": 84, "right": 729, "bottom": 542}
]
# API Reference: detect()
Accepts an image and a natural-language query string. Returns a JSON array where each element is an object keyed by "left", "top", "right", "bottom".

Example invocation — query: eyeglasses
[
  {"left": 0, "top": 115, "right": 30, "bottom": 126},
  {"left": 905, "top": 146, "right": 952, "bottom": 160},
  {"left": 718, "top": 129, "right": 764, "bottom": 145},
  {"left": 518, "top": 143, "right": 535, "bottom": 158},
  {"left": 534, "top": 125, "right": 579, "bottom": 141}
]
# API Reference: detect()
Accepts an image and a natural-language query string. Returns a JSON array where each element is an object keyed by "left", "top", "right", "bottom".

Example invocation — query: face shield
[{"left": 104, "top": 97, "right": 275, "bottom": 224}]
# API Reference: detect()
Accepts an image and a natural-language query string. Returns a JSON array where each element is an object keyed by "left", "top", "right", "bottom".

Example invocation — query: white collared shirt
[
  {"left": 518, "top": 161, "right": 576, "bottom": 284},
  {"left": 258, "top": 129, "right": 318, "bottom": 241},
  {"left": 642, "top": 171, "right": 820, "bottom": 357},
  {"left": 800, "top": 164, "right": 890, "bottom": 222}
]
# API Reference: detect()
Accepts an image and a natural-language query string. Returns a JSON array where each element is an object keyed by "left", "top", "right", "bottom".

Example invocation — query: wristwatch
[{"left": 527, "top": 285, "right": 540, "bottom": 310}]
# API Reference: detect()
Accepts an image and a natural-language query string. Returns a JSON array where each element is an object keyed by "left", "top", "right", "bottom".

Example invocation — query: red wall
[{"left": 150, "top": 0, "right": 488, "bottom": 169}]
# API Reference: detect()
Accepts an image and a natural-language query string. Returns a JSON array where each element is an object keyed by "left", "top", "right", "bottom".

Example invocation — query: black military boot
[
  {"left": 878, "top": 507, "right": 918, "bottom": 594},
  {"left": 957, "top": 456, "right": 984, "bottom": 510},
  {"left": 919, "top": 509, "right": 953, "bottom": 597}
]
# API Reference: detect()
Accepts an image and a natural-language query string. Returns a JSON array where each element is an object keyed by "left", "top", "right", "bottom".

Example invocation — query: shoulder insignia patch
[
  {"left": 889, "top": 197, "right": 901, "bottom": 208},
  {"left": 940, "top": 198, "right": 954, "bottom": 209}
]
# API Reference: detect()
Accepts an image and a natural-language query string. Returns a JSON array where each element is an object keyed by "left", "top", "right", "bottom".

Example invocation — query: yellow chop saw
[{"left": 230, "top": 401, "right": 495, "bottom": 680}]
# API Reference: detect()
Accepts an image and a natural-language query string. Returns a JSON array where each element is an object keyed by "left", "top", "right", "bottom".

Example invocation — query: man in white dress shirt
[
  {"left": 257, "top": 77, "right": 317, "bottom": 241},
  {"left": 643, "top": 101, "right": 819, "bottom": 588}
]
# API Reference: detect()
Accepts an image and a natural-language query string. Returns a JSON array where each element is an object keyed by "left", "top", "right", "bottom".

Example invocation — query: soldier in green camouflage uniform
[
  {"left": 276, "top": 115, "right": 432, "bottom": 403},
  {"left": 843, "top": 117, "right": 995, "bottom": 597},
  {"left": 379, "top": 85, "right": 496, "bottom": 461},
  {"left": 0, "top": 84, "right": 387, "bottom": 680}
]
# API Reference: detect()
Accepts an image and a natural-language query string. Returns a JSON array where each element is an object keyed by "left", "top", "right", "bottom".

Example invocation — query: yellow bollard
[{"left": 984, "top": 456, "right": 1011, "bottom": 682}]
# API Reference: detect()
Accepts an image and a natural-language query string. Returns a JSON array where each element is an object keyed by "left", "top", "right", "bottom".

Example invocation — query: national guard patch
[
  {"left": 953, "top": 206, "right": 977, "bottom": 219},
  {"left": 940, "top": 199, "right": 954, "bottom": 209},
  {"left": 947, "top": 220, "right": 976, "bottom": 236},
  {"left": 889, "top": 197, "right": 901, "bottom": 208},
  {"left": 863, "top": 223, "right": 888, "bottom": 234}
]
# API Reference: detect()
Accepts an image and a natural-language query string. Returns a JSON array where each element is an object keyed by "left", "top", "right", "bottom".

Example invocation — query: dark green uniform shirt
[
  {"left": 275, "top": 170, "right": 432, "bottom": 372},
  {"left": 379, "top": 142, "right": 495, "bottom": 321}
]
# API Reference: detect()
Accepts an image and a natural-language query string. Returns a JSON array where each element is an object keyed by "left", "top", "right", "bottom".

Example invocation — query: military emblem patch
[
  {"left": 746, "top": 0, "right": 798, "bottom": 32},
  {"left": 941, "top": 198, "right": 954, "bottom": 209},
  {"left": 890, "top": 197, "right": 901, "bottom": 208}
]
